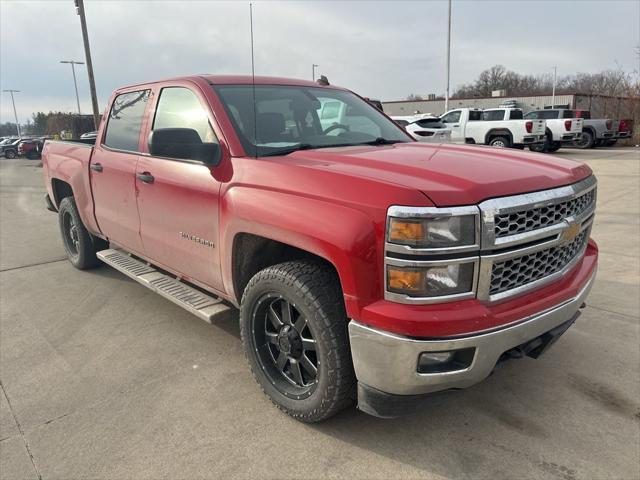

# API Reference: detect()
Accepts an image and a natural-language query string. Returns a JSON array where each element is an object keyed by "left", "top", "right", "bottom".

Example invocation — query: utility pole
[
  {"left": 444, "top": 0, "right": 452, "bottom": 112},
  {"left": 551, "top": 66, "right": 557, "bottom": 108},
  {"left": 312, "top": 64, "right": 319, "bottom": 82},
  {"left": 75, "top": 0, "right": 100, "bottom": 129},
  {"left": 2, "top": 90, "right": 21, "bottom": 138},
  {"left": 60, "top": 60, "right": 84, "bottom": 115}
]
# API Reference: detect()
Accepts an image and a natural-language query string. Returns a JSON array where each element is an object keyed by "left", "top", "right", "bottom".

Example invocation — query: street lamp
[
  {"left": 2, "top": 89, "right": 21, "bottom": 138},
  {"left": 444, "top": 0, "right": 452, "bottom": 112},
  {"left": 551, "top": 66, "right": 557, "bottom": 108},
  {"left": 312, "top": 64, "right": 319, "bottom": 82},
  {"left": 60, "top": 60, "right": 85, "bottom": 115}
]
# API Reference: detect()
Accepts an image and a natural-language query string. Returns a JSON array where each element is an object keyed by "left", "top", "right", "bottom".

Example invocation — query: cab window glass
[
  {"left": 153, "top": 87, "right": 217, "bottom": 143},
  {"left": 104, "top": 90, "right": 150, "bottom": 151},
  {"left": 441, "top": 111, "right": 461, "bottom": 123}
]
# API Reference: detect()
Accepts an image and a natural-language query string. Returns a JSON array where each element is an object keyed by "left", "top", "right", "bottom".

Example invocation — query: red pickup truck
[{"left": 42, "top": 75, "right": 598, "bottom": 422}]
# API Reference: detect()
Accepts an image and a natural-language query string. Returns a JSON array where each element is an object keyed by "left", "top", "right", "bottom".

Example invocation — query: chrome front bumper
[{"left": 349, "top": 268, "right": 596, "bottom": 397}]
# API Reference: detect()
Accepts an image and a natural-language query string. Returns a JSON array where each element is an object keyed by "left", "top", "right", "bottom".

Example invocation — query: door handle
[
  {"left": 137, "top": 172, "right": 154, "bottom": 184},
  {"left": 90, "top": 163, "right": 103, "bottom": 172}
]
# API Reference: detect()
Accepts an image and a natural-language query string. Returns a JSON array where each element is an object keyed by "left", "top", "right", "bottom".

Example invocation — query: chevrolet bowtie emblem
[{"left": 560, "top": 220, "right": 581, "bottom": 244}]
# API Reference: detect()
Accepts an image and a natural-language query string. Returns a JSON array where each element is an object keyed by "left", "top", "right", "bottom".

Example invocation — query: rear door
[
  {"left": 90, "top": 89, "right": 151, "bottom": 254},
  {"left": 135, "top": 85, "right": 224, "bottom": 292}
]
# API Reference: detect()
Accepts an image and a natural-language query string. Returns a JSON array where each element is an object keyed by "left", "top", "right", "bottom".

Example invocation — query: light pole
[
  {"left": 312, "top": 64, "right": 319, "bottom": 82},
  {"left": 551, "top": 66, "right": 557, "bottom": 108},
  {"left": 2, "top": 90, "right": 21, "bottom": 138},
  {"left": 74, "top": 0, "right": 100, "bottom": 129},
  {"left": 60, "top": 60, "right": 84, "bottom": 115},
  {"left": 444, "top": 0, "right": 452, "bottom": 113}
]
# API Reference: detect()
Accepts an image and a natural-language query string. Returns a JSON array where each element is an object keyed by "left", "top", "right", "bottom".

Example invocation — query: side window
[
  {"left": 441, "top": 111, "right": 461, "bottom": 123},
  {"left": 482, "top": 110, "right": 505, "bottom": 121},
  {"left": 153, "top": 87, "right": 217, "bottom": 144},
  {"left": 104, "top": 90, "right": 150, "bottom": 151},
  {"left": 509, "top": 110, "right": 523, "bottom": 120}
]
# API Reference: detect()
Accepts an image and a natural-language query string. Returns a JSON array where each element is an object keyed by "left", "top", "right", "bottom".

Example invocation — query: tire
[
  {"left": 547, "top": 142, "right": 562, "bottom": 153},
  {"left": 574, "top": 130, "right": 594, "bottom": 149},
  {"left": 240, "top": 260, "right": 356, "bottom": 422},
  {"left": 4, "top": 149, "right": 16, "bottom": 159},
  {"left": 58, "top": 196, "right": 107, "bottom": 269},
  {"left": 603, "top": 139, "right": 617, "bottom": 147},
  {"left": 530, "top": 130, "right": 553, "bottom": 153},
  {"left": 488, "top": 136, "right": 510, "bottom": 148}
]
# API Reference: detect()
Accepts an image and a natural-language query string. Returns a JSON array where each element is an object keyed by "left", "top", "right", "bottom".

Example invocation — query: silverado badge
[{"left": 560, "top": 220, "right": 581, "bottom": 244}]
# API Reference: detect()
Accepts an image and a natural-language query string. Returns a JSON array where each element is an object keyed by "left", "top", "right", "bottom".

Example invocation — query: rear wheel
[
  {"left": 240, "top": 260, "right": 355, "bottom": 422},
  {"left": 574, "top": 130, "right": 594, "bottom": 149},
  {"left": 489, "top": 136, "right": 510, "bottom": 148},
  {"left": 4, "top": 149, "right": 16, "bottom": 159},
  {"left": 530, "top": 130, "right": 553, "bottom": 153},
  {"left": 58, "top": 197, "right": 107, "bottom": 269},
  {"left": 603, "top": 139, "right": 617, "bottom": 147}
]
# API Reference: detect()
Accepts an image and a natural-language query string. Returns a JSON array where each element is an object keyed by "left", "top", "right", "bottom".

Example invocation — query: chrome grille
[
  {"left": 494, "top": 189, "right": 595, "bottom": 238},
  {"left": 490, "top": 229, "right": 589, "bottom": 295}
]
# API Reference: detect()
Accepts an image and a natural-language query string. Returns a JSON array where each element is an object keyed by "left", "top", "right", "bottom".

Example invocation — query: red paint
[{"left": 42, "top": 75, "right": 598, "bottom": 338}]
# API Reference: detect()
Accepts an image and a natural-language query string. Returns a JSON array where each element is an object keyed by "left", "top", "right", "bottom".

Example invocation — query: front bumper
[{"left": 349, "top": 267, "right": 596, "bottom": 414}]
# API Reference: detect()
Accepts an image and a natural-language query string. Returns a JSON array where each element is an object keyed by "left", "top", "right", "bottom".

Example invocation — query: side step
[{"left": 97, "top": 249, "right": 230, "bottom": 323}]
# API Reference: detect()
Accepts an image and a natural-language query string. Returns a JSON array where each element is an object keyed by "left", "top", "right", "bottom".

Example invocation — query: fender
[
  {"left": 42, "top": 141, "right": 101, "bottom": 235},
  {"left": 485, "top": 129, "right": 513, "bottom": 145},
  {"left": 220, "top": 186, "right": 383, "bottom": 320}
]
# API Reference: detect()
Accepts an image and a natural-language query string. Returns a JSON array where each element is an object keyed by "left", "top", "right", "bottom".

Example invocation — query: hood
[{"left": 287, "top": 142, "right": 592, "bottom": 206}]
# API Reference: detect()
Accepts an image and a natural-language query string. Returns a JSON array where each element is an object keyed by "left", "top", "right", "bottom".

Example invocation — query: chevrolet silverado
[{"left": 42, "top": 75, "right": 598, "bottom": 422}]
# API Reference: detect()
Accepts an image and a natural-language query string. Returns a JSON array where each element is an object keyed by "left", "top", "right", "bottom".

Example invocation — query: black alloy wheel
[{"left": 251, "top": 294, "right": 319, "bottom": 399}]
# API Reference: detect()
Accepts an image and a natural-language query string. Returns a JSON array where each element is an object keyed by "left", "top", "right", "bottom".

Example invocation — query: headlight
[
  {"left": 388, "top": 215, "right": 476, "bottom": 248},
  {"left": 386, "top": 206, "right": 479, "bottom": 251},
  {"left": 387, "top": 261, "right": 476, "bottom": 298}
]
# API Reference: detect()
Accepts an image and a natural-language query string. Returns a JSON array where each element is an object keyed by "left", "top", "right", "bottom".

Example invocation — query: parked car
[
  {"left": 42, "top": 75, "right": 598, "bottom": 421},
  {"left": 439, "top": 107, "right": 546, "bottom": 148},
  {"left": 572, "top": 110, "right": 615, "bottom": 149},
  {"left": 524, "top": 109, "right": 583, "bottom": 152},
  {"left": 391, "top": 115, "right": 451, "bottom": 143},
  {"left": 0, "top": 138, "right": 24, "bottom": 159},
  {"left": 17, "top": 139, "right": 43, "bottom": 159}
]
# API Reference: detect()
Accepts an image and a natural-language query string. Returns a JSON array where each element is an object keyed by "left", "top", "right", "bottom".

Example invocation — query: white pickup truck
[
  {"left": 524, "top": 109, "right": 583, "bottom": 153},
  {"left": 440, "top": 108, "right": 546, "bottom": 148}
]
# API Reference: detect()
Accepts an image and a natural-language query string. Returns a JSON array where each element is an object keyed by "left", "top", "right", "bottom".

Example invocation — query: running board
[{"left": 97, "top": 249, "right": 230, "bottom": 323}]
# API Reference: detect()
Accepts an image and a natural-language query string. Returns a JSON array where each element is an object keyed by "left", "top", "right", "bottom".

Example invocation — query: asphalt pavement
[{"left": 0, "top": 147, "right": 638, "bottom": 480}]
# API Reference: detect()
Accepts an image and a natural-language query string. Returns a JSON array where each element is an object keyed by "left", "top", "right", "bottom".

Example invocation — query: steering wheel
[{"left": 323, "top": 123, "right": 350, "bottom": 135}]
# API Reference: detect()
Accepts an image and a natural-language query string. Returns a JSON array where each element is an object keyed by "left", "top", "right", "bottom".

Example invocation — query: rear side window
[
  {"left": 468, "top": 110, "right": 482, "bottom": 121},
  {"left": 482, "top": 110, "right": 505, "bottom": 121},
  {"left": 526, "top": 110, "right": 559, "bottom": 120},
  {"left": 508, "top": 110, "right": 523, "bottom": 120},
  {"left": 562, "top": 110, "right": 576, "bottom": 118},
  {"left": 103, "top": 90, "right": 150, "bottom": 152}
]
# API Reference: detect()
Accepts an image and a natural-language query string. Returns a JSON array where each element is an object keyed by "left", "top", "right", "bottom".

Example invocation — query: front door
[
  {"left": 135, "top": 86, "right": 224, "bottom": 292},
  {"left": 90, "top": 89, "right": 151, "bottom": 254},
  {"left": 441, "top": 109, "right": 463, "bottom": 142}
]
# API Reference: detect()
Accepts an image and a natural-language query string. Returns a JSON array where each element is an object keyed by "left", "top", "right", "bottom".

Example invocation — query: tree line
[
  {"left": 406, "top": 65, "right": 639, "bottom": 100},
  {"left": 0, "top": 112, "right": 95, "bottom": 138}
]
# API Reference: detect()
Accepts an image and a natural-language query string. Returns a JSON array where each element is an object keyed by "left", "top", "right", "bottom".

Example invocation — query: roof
[{"left": 115, "top": 74, "right": 345, "bottom": 92}]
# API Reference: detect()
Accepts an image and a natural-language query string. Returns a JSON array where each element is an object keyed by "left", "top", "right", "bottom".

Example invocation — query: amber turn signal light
[
  {"left": 387, "top": 267, "right": 423, "bottom": 293},
  {"left": 388, "top": 219, "right": 425, "bottom": 245}
]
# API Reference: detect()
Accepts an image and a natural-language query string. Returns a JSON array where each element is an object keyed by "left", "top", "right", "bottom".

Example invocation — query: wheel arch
[
  {"left": 485, "top": 129, "right": 513, "bottom": 145},
  {"left": 51, "top": 178, "right": 74, "bottom": 208}
]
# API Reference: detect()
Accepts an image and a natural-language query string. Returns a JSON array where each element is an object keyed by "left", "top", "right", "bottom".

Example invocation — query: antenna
[{"left": 249, "top": 3, "right": 257, "bottom": 158}]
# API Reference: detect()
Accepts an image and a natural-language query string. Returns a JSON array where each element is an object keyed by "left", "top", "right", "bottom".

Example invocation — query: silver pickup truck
[{"left": 573, "top": 110, "right": 615, "bottom": 148}]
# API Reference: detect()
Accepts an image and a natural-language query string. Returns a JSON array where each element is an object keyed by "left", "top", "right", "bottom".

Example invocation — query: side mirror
[{"left": 148, "top": 128, "right": 221, "bottom": 165}]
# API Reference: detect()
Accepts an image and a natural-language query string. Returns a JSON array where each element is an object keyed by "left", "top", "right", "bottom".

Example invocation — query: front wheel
[
  {"left": 58, "top": 197, "right": 107, "bottom": 269},
  {"left": 240, "top": 260, "right": 355, "bottom": 422},
  {"left": 4, "top": 149, "right": 16, "bottom": 159}
]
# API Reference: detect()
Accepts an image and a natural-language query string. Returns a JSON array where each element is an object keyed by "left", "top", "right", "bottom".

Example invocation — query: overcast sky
[{"left": 1, "top": 0, "right": 639, "bottom": 124}]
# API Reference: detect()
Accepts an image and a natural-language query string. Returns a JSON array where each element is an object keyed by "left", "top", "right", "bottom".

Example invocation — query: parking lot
[{"left": 0, "top": 147, "right": 638, "bottom": 480}]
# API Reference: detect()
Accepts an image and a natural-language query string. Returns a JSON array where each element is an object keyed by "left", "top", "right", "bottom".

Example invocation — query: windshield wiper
[
  {"left": 360, "top": 137, "right": 406, "bottom": 146},
  {"left": 260, "top": 143, "right": 314, "bottom": 157}
]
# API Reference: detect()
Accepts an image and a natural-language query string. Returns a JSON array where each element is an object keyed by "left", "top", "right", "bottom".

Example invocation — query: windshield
[{"left": 213, "top": 85, "right": 411, "bottom": 157}]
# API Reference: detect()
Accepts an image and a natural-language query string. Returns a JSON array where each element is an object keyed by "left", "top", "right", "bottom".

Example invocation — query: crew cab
[
  {"left": 42, "top": 75, "right": 598, "bottom": 421},
  {"left": 573, "top": 110, "right": 615, "bottom": 149},
  {"left": 524, "top": 109, "right": 583, "bottom": 152},
  {"left": 439, "top": 107, "right": 545, "bottom": 148}
]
